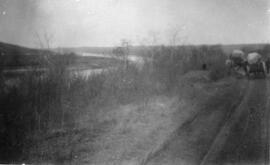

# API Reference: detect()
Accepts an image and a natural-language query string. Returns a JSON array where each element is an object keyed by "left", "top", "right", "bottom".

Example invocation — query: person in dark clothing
[
  {"left": 202, "top": 63, "right": 207, "bottom": 70},
  {"left": 266, "top": 57, "right": 270, "bottom": 74},
  {"left": 242, "top": 60, "right": 248, "bottom": 75}
]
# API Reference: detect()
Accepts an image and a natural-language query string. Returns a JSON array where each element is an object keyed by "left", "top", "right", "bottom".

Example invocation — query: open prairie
[{"left": 1, "top": 0, "right": 270, "bottom": 164}]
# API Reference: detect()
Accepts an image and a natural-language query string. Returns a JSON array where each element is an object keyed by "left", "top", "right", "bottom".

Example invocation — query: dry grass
[{"left": 0, "top": 45, "right": 229, "bottom": 163}]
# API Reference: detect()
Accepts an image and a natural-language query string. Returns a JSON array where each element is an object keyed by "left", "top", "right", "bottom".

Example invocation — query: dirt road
[{"left": 144, "top": 78, "right": 270, "bottom": 165}]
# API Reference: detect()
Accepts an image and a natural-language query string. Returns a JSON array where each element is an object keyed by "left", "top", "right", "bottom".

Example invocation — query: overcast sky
[{"left": 0, "top": 0, "right": 269, "bottom": 48}]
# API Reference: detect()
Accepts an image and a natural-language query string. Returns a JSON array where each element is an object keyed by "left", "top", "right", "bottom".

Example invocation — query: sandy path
[
  {"left": 145, "top": 77, "right": 270, "bottom": 165},
  {"left": 200, "top": 79, "right": 269, "bottom": 165},
  {"left": 144, "top": 78, "right": 249, "bottom": 165}
]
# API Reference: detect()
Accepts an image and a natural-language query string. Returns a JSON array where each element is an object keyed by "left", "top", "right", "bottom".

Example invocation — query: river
[{"left": 2, "top": 53, "right": 146, "bottom": 86}]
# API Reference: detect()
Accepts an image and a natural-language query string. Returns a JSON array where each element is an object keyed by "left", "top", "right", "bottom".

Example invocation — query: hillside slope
[{"left": 28, "top": 71, "right": 246, "bottom": 165}]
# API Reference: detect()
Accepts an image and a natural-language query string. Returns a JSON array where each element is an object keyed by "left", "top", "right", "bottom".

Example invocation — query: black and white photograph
[{"left": 0, "top": 0, "right": 270, "bottom": 164}]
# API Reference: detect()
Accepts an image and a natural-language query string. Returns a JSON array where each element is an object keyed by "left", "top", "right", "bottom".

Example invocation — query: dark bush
[{"left": 152, "top": 45, "right": 227, "bottom": 89}]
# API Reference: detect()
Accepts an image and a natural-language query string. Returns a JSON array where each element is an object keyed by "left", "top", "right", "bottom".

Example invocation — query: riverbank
[
  {"left": 26, "top": 71, "right": 246, "bottom": 164},
  {"left": 0, "top": 44, "right": 231, "bottom": 164}
]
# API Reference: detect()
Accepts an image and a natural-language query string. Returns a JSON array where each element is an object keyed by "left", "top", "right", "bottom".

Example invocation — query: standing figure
[
  {"left": 202, "top": 63, "right": 207, "bottom": 70},
  {"left": 266, "top": 57, "right": 270, "bottom": 74}
]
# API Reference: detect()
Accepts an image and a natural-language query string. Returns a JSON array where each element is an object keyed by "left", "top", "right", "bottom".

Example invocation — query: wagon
[
  {"left": 246, "top": 62, "right": 266, "bottom": 78},
  {"left": 226, "top": 50, "right": 246, "bottom": 72},
  {"left": 245, "top": 52, "right": 267, "bottom": 78}
]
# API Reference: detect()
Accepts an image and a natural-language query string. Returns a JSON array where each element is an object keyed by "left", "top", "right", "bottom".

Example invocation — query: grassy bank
[{"left": 0, "top": 45, "right": 229, "bottom": 163}]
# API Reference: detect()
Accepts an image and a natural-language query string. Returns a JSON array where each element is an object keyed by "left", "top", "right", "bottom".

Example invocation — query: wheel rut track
[
  {"left": 142, "top": 80, "right": 248, "bottom": 165},
  {"left": 200, "top": 79, "right": 269, "bottom": 165},
  {"left": 264, "top": 80, "right": 270, "bottom": 165}
]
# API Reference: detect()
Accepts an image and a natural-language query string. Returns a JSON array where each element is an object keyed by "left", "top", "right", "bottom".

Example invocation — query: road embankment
[
  {"left": 144, "top": 73, "right": 248, "bottom": 165},
  {"left": 27, "top": 71, "right": 248, "bottom": 165}
]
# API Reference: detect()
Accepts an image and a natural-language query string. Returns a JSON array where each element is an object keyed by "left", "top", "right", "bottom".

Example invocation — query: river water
[{"left": 2, "top": 53, "right": 146, "bottom": 86}]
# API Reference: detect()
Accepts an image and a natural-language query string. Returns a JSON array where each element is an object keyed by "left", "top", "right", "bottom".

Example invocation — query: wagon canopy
[
  {"left": 231, "top": 49, "right": 245, "bottom": 59},
  {"left": 230, "top": 49, "right": 245, "bottom": 65},
  {"left": 247, "top": 52, "right": 262, "bottom": 64}
]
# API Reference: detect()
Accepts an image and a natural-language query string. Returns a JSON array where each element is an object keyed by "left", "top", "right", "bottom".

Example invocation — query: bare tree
[
  {"left": 34, "top": 31, "right": 68, "bottom": 130},
  {"left": 33, "top": 31, "right": 54, "bottom": 131},
  {"left": 34, "top": 30, "right": 55, "bottom": 66},
  {"left": 147, "top": 30, "right": 160, "bottom": 71},
  {"left": 148, "top": 30, "right": 159, "bottom": 46},
  {"left": 169, "top": 28, "right": 180, "bottom": 46},
  {"left": 34, "top": 30, "right": 54, "bottom": 49},
  {"left": 121, "top": 39, "right": 131, "bottom": 69},
  {"left": 112, "top": 47, "right": 125, "bottom": 59},
  {"left": 167, "top": 25, "right": 188, "bottom": 46},
  {"left": 166, "top": 25, "right": 189, "bottom": 62}
]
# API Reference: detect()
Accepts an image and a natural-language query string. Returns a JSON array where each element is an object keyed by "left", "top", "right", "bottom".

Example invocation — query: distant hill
[
  {"left": 53, "top": 47, "right": 113, "bottom": 55},
  {"left": 0, "top": 42, "right": 61, "bottom": 68},
  {"left": 54, "top": 45, "right": 162, "bottom": 56},
  {"left": 220, "top": 43, "right": 266, "bottom": 54},
  {"left": 58, "top": 43, "right": 269, "bottom": 57},
  {"left": 1, "top": 41, "right": 269, "bottom": 68},
  {"left": 1, "top": 41, "right": 268, "bottom": 56},
  {"left": 0, "top": 42, "right": 120, "bottom": 69},
  {"left": 0, "top": 42, "right": 42, "bottom": 56}
]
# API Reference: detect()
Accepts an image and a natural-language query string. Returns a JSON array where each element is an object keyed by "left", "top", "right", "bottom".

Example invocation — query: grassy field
[{"left": 1, "top": 43, "right": 270, "bottom": 163}]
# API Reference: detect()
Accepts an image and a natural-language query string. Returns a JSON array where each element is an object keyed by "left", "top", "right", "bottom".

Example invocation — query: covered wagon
[
  {"left": 245, "top": 52, "right": 266, "bottom": 78},
  {"left": 226, "top": 50, "right": 246, "bottom": 74},
  {"left": 230, "top": 50, "right": 245, "bottom": 66}
]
